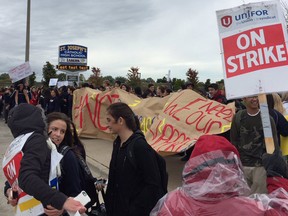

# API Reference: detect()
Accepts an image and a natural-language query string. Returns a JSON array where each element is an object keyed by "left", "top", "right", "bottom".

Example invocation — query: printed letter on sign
[{"left": 223, "top": 24, "right": 288, "bottom": 78}]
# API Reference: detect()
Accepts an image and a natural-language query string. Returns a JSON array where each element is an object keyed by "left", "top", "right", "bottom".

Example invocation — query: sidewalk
[
  {"left": 0, "top": 119, "right": 14, "bottom": 215},
  {"left": 0, "top": 118, "right": 185, "bottom": 215}
]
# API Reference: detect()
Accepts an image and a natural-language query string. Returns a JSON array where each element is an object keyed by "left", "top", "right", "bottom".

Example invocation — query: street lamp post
[{"left": 25, "top": 0, "right": 31, "bottom": 63}]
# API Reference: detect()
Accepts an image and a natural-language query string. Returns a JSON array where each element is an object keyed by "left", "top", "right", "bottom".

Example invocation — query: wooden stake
[{"left": 258, "top": 93, "right": 275, "bottom": 154}]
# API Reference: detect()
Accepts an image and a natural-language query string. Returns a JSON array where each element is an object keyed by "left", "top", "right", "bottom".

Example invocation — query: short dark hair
[
  {"left": 185, "top": 82, "right": 194, "bottom": 89},
  {"left": 208, "top": 83, "right": 218, "bottom": 90},
  {"left": 115, "top": 80, "right": 121, "bottom": 86},
  {"left": 82, "top": 83, "right": 90, "bottom": 88}
]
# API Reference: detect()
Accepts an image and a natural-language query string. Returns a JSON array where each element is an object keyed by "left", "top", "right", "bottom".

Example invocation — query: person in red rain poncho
[{"left": 150, "top": 135, "right": 288, "bottom": 216}]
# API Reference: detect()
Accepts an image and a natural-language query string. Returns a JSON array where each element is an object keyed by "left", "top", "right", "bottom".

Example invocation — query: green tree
[
  {"left": 127, "top": 67, "right": 141, "bottom": 89},
  {"left": 171, "top": 78, "right": 185, "bottom": 91},
  {"left": 156, "top": 76, "right": 167, "bottom": 83},
  {"left": 79, "top": 74, "right": 86, "bottom": 82},
  {"left": 102, "top": 75, "right": 115, "bottom": 84},
  {"left": 88, "top": 67, "right": 102, "bottom": 87},
  {"left": 114, "top": 76, "right": 127, "bottom": 85},
  {"left": 0, "top": 73, "right": 11, "bottom": 87},
  {"left": 28, "top": 72, "right": 37, "bottom": 86},
  {"left": 42, "top": 61, "right": 57, "bottom": 87},
  {"left": 145, "top": 77, "right": 155, "bottom": 83},
  {"left": 0, "top": 73, "right": 10, "bottom": 81},
  {"left": 186, "top": 68, "right": 199, "bottom": 89},
  {"left": 57, "top": 73, "right": 66, "bottom": 81}
]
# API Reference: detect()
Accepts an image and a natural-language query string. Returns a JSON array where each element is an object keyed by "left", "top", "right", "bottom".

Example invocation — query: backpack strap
[
  {"left": 77, "top": 154, "right": 94, "bottom": 181},
  {"left": 234, "top": 109, "right": 245, "bottom": 132},
  {"left": 126, "top": 136, "right": 145, "bottom": 169},
  {"left": 59, "top": 145, "right": 71, "bottom": 157},
  {"left": 59, "top": 145, "right": 94, "bottom": 181}
]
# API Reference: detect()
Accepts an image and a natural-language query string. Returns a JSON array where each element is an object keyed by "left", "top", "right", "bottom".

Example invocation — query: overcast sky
[{"left": 0, "top": 0, "right": 278, "bottom": 82}]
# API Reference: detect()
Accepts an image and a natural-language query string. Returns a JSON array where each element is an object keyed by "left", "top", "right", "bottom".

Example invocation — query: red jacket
[
  {"left": 267, "top": 176, "right": 288, "bottom": 194},
  {"left": 150, "top": 136, "right": 288, "bottom": 216}
]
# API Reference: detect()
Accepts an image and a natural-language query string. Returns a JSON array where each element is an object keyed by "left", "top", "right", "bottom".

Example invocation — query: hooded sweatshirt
[{"left": 7, "top": 103, "right": 67, "bottom": 210}]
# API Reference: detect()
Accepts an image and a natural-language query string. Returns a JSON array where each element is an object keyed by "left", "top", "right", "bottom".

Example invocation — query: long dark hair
[
  {"left": 46, "top": 112, "right": 73, "bottom": 147},
  {"left": 71, "top": 121, "right": 86, "bottom": 159},
  {"left": 107, "top": 102, "right": 140, "bottom": 132}
]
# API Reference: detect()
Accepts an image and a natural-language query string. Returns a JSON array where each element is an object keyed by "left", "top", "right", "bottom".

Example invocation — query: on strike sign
[{"left": 217, "top": 1, "right": 288, "bottom": 99}]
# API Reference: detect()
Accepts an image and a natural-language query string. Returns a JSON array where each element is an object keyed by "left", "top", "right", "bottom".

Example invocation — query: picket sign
[{"left": 258, "top": 93, "right": 274, "bottom": 154}]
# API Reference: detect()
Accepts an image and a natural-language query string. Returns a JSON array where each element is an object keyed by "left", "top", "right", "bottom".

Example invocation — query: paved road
[
  {"left": 0, "top": 118, "right": 14, "bottom": 215},
  {"left": 0, "top": 117, "right": 185, "bottom": 215}
]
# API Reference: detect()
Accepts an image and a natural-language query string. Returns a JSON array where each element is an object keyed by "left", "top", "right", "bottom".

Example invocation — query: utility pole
[{"left": 25, "top": 0, "right": 31, "bottom": 62}]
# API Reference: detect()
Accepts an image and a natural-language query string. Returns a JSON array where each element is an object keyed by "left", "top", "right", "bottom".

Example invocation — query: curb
[{"left": 86, "top": 155, "right": 109, "bottom": 179}]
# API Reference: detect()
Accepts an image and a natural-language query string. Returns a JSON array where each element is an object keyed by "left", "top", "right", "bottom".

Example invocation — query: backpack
[
  {"left": 59, "top": 146, "right": 99, "bottom": 209},
  {"left": 126, "top": 136, "right": 168, "bottom": 195},
  {"left": 234, "top": 109, "right": 246, "bottom": 130}
]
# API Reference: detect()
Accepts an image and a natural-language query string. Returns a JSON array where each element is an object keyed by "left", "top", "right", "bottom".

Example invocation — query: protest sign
[
  {"left": 49, "top": 78, "right": 58, "bottom": 86},
  {"left": 73, "top": 88, "right": 235, "bottom": 154},
  {"left": 216, "top": 1, "right": 288, "bottom": 99},
  {"left": 8, "top": 62, "right": 32, "bottom": 83},
  {"left": 57, "top": 81, "right": 68, "bottom": 88}
]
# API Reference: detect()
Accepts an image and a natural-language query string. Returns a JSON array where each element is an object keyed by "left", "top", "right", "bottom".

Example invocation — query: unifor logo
[{"left": 221, "top": 16, "right": 232, "bottom": 27}]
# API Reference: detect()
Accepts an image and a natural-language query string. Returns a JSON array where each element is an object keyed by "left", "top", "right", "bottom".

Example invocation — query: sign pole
[{"left": 258, "top": 92, "right": 275, "bottom": 154}]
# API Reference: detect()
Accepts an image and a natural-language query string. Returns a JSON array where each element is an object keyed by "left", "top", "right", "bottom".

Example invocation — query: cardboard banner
[
  {"left": 216, "top": 1, "right": 288, "bottom": 99},
  {"left": 8, "top": 62, "right": 32, "bottom": 83},
  {"left": 73, "top": 88, "right": 235, "bottom": 154}
]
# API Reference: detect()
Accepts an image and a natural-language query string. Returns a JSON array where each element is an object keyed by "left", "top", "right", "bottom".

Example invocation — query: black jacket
[
  {"left": 47, "top": 96, "right": 60, "bottom": 114},
  {"left": 106, "top": 131, "right": 162, "bottom": 216},
  {"left": 7, "top": 104, "right": 67, "bottom": 210},
  {"left": 58, "top": 146, "right": 84, "bottom": 197},
  {"left": 269, "top": 109, "right": 288, "bottom": 145}
]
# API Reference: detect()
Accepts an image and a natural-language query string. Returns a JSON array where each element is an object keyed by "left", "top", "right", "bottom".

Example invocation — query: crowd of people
[
  {"left": 0, "top": 82, "right": 75, "bottom": 122},
  {"left": 0, "top": 79, "right": 229, "bottom": 124},
  {"left": 3, "top": 78, "right": 288, "bottom": 215}
]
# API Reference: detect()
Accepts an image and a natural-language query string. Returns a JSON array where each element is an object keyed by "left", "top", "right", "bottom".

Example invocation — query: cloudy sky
[{"left": 0, "top": 0, "right": 278, "bottom": 82}]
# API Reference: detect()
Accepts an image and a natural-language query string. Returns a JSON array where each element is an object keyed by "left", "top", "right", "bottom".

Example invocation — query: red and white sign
[
  {"left": 223, "top": 24, "right": 288, "bottom": 78},
  {"left": 3, "top": 152, "right": 23, "bottom": 186},
  {"left": 217, "top": 1, "right": 288, "bottom": 99}
]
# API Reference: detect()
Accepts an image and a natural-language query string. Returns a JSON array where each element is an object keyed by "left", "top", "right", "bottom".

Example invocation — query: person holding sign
[
  {"left": 15, "top": 83, "right": 30, "bottom": 105},
  {"left": 230, "top": 95, "right": 278, "bottom": 194},
  {"left": 3, "top": 104, "right": 86, "bottom": 216}
]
